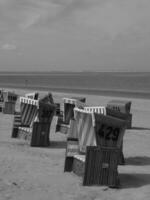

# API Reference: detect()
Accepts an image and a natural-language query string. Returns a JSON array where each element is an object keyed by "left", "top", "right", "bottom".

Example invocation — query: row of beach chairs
[{"left": 10, "top": 91, "right": 132, "bottom": 187}]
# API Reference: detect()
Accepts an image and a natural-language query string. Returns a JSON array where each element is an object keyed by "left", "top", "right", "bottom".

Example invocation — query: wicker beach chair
[
  {"left": 31, "top": 94, "right": 56, "bottom": 147},
  {"left": 65, "top": 108, "right": 127, "bottom": 187},
  {"left": 83, "top": 113, "right": 127, "bottom": 186},
  {"left": 13, "top": 97, "right": 38, "bottom": 141},
  {"left": 12, "top": 93, "right": 56, "bottom": 147}
]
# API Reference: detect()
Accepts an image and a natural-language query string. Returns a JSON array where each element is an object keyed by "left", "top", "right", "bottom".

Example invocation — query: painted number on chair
[{"left": 98, "top": 124, "right": 120, "bottom": 141}]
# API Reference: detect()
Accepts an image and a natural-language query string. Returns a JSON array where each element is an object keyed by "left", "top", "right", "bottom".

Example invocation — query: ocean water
[{"left": 0, "top": 72, "right": 150, "bottom": 99}]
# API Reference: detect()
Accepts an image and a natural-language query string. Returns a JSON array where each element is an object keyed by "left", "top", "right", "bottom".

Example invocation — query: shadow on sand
[
  {"left": 119, "top": 173, "right": 150, "bottom": 189},
  {"left": 48, "top": 140, "right": 66, "bottom": 149},
  {"left": 125, "top": 156, "right": 150, "bottom": 166},
  {"left": 131, "top": 126, "right": 150, "bottom": 130}
]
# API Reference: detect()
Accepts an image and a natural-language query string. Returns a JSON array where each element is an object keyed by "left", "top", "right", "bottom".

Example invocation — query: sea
[{"left": 0, "top": 72, "right": 150, "bottom": 99}]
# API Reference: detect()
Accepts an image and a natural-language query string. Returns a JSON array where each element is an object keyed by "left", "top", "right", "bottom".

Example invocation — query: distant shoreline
[
  {"left": 1, "top": 83, "right": 150, "bottom": 100},
  {"left": 0, "top": 72, "right": 150, "bottom": 100}
]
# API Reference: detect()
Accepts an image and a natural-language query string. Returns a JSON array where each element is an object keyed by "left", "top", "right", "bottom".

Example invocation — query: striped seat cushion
[
  {"left": 20, "top": 97, "right": 38, "bottom": 127},
  {"left": 74, "top": 108, "right": 96, "bottom": 153}
]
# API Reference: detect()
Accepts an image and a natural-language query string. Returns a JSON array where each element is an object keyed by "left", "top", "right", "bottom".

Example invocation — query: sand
[{"left": 0, "top": 88, "right": 150, "bottom": 200}]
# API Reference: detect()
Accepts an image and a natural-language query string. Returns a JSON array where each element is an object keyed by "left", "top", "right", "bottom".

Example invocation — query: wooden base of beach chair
[
  {"left": 30, "top": 122, "right": 50, "bottom": 147},
  {"left": 64, "top": 138, "right": 79, "bottom": 172},
  {"left": 83, "top": 146, "right": 120, "bottom": 187}
]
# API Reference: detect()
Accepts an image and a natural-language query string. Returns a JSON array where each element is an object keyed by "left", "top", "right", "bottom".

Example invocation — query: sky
[{"left": 0, "top": 0, "right": 150, "bottom": 72}]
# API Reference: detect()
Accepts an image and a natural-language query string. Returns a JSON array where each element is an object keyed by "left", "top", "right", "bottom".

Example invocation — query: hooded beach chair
[
  {"left": 55, "top": 97, "right": 86, "bottom": 134},
  {"left": 16, "top": 97, "right": 39, "bottom": 141},
  {"left": 12, "top": 93, "right": 56, "bottom": 147},
  {"left": 82, "top": 113, "right": 127, "bottom": 186},
  {"left": 11, "top": 96, "right": 38, "bottom": 138},
  {"left": 30, "top": 93, "right": 56, "bottom": 147},
  {"left": 86, "top": 114, "right": 126, "bottom": 187},
  {"left": 65, "top": 108, "right": 127, "bottom": 187}
]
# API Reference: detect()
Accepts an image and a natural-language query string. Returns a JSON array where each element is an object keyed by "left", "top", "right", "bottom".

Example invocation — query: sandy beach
[{"left": 0, "top": 88, "right": 150, "bottom": 200}]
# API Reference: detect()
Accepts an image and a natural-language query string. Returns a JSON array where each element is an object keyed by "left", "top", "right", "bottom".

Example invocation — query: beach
[{"left": 0, "top": 88, "right": 150, "bottom": 200}]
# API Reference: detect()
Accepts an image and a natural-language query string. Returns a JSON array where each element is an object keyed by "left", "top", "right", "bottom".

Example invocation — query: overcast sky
[{"left": 0, "top": 0, "right": 150, "bottom": 72}]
